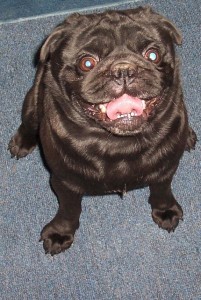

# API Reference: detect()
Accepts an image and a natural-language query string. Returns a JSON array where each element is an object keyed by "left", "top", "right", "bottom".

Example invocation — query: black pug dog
[{"left": 9, "top": 7, "right": 197, "bottom": 255}]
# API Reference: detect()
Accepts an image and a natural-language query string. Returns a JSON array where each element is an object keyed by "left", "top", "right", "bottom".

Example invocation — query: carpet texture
[
  {"left": 0, "top": 0, "right": 200, "bottom": 299},
  {"left": 0, "top": 0, "right": 132, "bottom": 22}
]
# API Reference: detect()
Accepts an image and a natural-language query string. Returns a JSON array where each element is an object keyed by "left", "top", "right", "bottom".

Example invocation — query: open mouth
[{"left": 82, "top": 93, "right": 161, "bottom": 135}]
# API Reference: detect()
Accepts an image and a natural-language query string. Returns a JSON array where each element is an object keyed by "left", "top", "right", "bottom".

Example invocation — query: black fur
[{"left": 8, "top": 7, "right": 197, "bottom": 255}]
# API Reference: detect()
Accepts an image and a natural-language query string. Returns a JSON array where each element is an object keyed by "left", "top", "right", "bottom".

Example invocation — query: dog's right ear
[
  {"left": 39, "top": 13, "right": 82, "bottom": 63},
  {"left": 39, "top": 24, "right": 66, "bottom": 63}
]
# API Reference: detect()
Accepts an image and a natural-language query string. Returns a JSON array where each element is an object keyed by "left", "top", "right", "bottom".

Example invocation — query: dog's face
[{"left": 41, "top": 7, "right": 182, "bottom": 135}]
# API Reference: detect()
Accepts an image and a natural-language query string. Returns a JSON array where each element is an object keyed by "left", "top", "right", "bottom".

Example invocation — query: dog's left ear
[
  {"left": 159, "top": 16, "right": 182, "bottom": 45},
  {"left": 140, "top": 6, "right": 182, "bottom": 45}
]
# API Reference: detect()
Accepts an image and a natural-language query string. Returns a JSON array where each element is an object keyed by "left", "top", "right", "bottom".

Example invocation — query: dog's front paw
[
  {"left": 8, "top": 130, "right": 36, "bottom": 159},
  {"left": 152, "top": 203, "right": 183, "bottom": 233},
  {"left": 40, "top": 221, "right": 75, "bottom": 256}
]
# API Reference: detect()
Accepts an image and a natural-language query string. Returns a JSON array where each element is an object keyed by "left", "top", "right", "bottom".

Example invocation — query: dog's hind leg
[
  {"left": 8, "top": 63, "right": 45, "bottom": 159},
  {"left": 8, "top": 86, "right": 39, "bottom": 159},
  {"left": 185, "top": 127, "right": 197, "bottom": 152}
]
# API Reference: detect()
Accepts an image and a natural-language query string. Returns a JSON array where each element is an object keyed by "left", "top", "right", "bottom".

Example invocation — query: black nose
[{"left": 110, "top": 62, "right": 137, "bottom": 86}]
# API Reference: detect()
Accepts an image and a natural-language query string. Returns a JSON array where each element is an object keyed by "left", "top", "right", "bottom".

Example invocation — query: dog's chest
[
  {"left": 79, "top": 145, "right": 150, "bottom": 193},
  {"left": 41, "top": 119, "right": 158, "bottom": 192}
]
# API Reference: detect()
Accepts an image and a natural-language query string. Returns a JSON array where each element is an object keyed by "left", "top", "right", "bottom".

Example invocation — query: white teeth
[
  {"left": 117, "top": 112, "right": 137, "bottom": 119},
  {"left": 142, "top": 100, "right": 146, "bottom": 110},
  {"left": 99, "top": 104, "right": 107, "bottom": 113}
]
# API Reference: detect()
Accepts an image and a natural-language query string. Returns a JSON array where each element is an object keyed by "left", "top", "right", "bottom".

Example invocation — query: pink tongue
[{"left": 106, "top": 94, "right": 144, "bottom": 120}]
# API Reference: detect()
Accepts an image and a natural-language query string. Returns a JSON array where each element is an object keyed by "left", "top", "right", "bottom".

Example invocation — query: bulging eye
[
  {"left": 79, "top": 56, "right": 98, "bottom": 72},
  {"left": 144, "top": 49, "right": 161, "bottom": 64}
]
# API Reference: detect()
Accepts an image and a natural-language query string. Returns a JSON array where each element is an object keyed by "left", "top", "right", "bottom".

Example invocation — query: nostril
[
  {"left": 110, "top": 62, "right": 137, "bottom": 85},
  {"left": 128, "top": 68, "right": 136, "bottom": 78},
  {"left": 113, "top": 68, "right": 122, "bottom": 79}
]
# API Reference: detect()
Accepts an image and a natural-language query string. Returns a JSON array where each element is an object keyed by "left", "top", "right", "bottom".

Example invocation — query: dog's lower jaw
[{"left": 102, "top": 123, "right": 144, "bottom": 136}]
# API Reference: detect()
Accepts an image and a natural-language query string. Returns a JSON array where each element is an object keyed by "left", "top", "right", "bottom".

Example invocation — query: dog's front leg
[
  {"left": 148, "top": 180, "right": 183, "bottom": 232},
  {"left": 40, "top": 176, "right": 82, "bottom": 255}
]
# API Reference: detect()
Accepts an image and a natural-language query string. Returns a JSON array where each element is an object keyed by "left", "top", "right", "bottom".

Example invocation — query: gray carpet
[
  {"left": 1, "top": 0, "right": 200, "bottom": 299},
  {"left": 0, "top": 0, "right": 129, "bottom": 22}
]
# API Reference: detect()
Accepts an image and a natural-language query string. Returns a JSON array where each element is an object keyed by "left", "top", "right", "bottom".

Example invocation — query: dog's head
[{"left": 40, "top": 7, "right": 182, "bottom": 135}]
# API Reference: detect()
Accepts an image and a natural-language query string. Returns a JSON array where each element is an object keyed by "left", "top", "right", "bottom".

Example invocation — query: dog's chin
[{"left": 81, "top": 94, "right": 162, "bottom": 136}]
